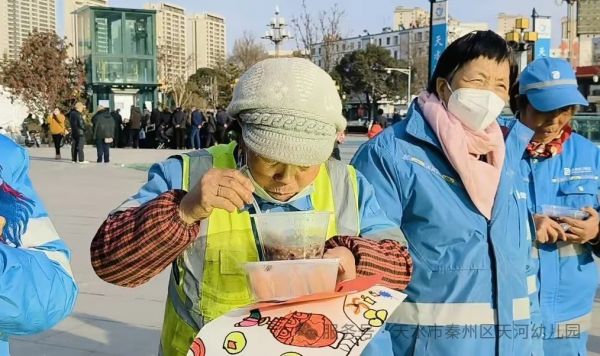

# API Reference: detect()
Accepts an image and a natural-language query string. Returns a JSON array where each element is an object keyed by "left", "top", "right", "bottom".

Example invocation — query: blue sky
[{"left": 56, "top": 0, "right": 568, "bottom": 54}]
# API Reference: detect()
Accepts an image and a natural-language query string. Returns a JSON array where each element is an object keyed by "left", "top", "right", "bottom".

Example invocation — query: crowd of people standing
[{"left": 110, "top": 105, "right": 233, "bottom": 151}]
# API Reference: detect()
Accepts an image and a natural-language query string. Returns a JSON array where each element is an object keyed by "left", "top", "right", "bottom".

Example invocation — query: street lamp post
[
  {"left": 564, "top": 0, "right": 578, "bottom": 64},
  {"left": 262, "top": 6, "right": 291, "bottom": 57},
  {"left": 505, "top": 18, "right": 538, "bottom": 72},
  {"left": 384, "top": 67, "right": 412, "bottom": 107}
]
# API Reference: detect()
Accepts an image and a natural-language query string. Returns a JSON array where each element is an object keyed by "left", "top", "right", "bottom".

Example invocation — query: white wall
[{"left": 0, "top": 88, "right": 29, "bottom": 129}]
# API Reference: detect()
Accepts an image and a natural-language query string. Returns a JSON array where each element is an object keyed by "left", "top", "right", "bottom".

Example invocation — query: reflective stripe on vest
[
  {"left": 527, "top": 274, "right": 537, "bottom": 295},
  {"left": 388, "top": 298, "right": 530, "bottom": 326},
  {"left": 160, "top": 143, "right": 360, "bottom": 355}
]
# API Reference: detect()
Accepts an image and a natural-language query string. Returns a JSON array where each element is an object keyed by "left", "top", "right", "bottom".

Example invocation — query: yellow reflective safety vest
[{"left": 159, "top": 142, "right": 361, "bottom": 355}]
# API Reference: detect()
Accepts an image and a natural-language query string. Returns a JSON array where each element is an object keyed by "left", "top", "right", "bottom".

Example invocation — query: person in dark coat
[
  {"left": 215, "top": 106, "right": 229, "bottom": 144},
  {"left": 190, "top": 107, "right": 204, "bottom": 150},
  {"left": 150, "top": 106, "right": 161, "bottom": 127},
  {"left": 392, "top": 109, "right": 402, "bottom": 124},
  {"left": 129, "top": 106, "right": 143, "bottom": 149},
  {"left": 375, "top": 108, "right": 387, "bottom": 128},
  {"left": 92, "top": 106, "right": 115, "bottom": 163},
  {"left": 69, "top": 102, "right": 87, "bottom": 163},
  {"left": 111, "top": 109, "right": 123, "bottom": 148},
  {"left": 204, "top": 111, "right": 217, "bottom": 148},
  {"left": 171, "top": 107, "right": 186, "bottom": 149},
  {"left": 184, "top": 108, "right": 193, "bottom": 149}
]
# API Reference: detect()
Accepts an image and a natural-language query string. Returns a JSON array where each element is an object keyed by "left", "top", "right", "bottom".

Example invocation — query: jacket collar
[{"left": 404, "top": 99, "right": 444, "bottom": 153}]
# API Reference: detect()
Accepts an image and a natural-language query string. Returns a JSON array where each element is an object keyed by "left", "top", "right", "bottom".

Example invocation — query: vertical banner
[
  {"left": 534, "top": 17, "right": 552, "bottom": 60},
  {"left": 429, "top": 0, "right": 448, "bottom": 78}
]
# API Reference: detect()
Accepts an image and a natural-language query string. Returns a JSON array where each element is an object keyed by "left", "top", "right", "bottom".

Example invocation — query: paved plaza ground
[{"left": 7, "top": 136, "right": 600, "bottom": 355}]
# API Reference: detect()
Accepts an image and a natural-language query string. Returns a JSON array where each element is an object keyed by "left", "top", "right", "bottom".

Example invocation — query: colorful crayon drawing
[
  {"left": 0, "top": 166, "right": 34, "bottom": 246},
  {"left": 223, "top": 331, "right": 247, "bottom": 354},
  {"left": 187, "top": 286, "right": 406, "bottom": 356}
]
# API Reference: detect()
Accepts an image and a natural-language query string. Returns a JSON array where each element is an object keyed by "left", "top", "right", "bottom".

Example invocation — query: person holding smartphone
[{"left": 510, "top": 57, "right": 600, "bottom": 355}]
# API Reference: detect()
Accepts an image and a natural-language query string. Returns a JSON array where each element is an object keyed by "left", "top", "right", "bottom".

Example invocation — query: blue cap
[{"left": 519, "top": 57, "right": 588, "bottom": 112}]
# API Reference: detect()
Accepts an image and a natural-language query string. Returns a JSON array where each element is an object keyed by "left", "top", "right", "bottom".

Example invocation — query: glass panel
[
  {"left": 94, "top": 11, "right": 122, "bottom": 54},
  {"left": 573, "top": 118, "right": 600, "bottom": 142},
  {"left": 77, "top": 10, "right": 91, "bottom": 56},
  {"left": 96, "top": 58, "right": 124, "bottom": 82},
  {"left": 125, "top": 59, "right": 154, "bottom": 83},
  {"left": 125, "top": 13, "right": 154, "bottom": 56}
]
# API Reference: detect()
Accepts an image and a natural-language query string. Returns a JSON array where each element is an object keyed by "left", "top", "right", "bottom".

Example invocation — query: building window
[
  {"left": 394, "top": 50, "right": 398, "bottom": 59},
  {"left": 387, "top": 37, "right": 391, "bottom": 45},
  {"left": 95, "top": 58, "right": 124, "bottom": 83},
  {"left": 394, "top": 36, "right": 399, "bottom": 45},
  {"left": 378, "top": 38, "right": 382, "bottom": 46},
  {"left": 94, "top": 11, "right": 122, "bottom": 55},
  {"left": 318, "top": 47, "right": 321, "bottom": 55},
  {"left": 358, "top": 42, "right": 362, "bottom": 49}
]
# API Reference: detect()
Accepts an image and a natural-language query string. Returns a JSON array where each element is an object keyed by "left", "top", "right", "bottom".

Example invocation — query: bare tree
[
  {"left": 230, "top": 32, "right": 269, "bottom": 72},
  {"left": 290, "top": 0, "right": 317, "bottom": 56},
  {"left": 157, "top": 45, "right": 196, "bottom": 108},
  {"left": 291, "top": 1, "right": 345, "bottom": 71},
  {"left": 318, "top": 4, "right": 345, "bottom": 72}
]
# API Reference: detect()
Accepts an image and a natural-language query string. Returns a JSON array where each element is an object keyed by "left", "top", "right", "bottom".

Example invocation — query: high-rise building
[
  {"left": 65, "top": 0, "right": 108, "bottom": 57},
  {"left": 145, "top": 2, "right": 187, "bottom": 80},
  {"left": 0, "top": 0, "right": 57, "bottom": 60},
  {"left": 0, "top": 0, "right": 9, "bottom": 59},
  {"left": 186, "top": 12, "right": 226, "bottom": 74},
  {"left": 393, "top": 6, "right": 429, "bottom": 30},
  {"left": 497, "top": 12, "right": 530, "bottom": 37}
]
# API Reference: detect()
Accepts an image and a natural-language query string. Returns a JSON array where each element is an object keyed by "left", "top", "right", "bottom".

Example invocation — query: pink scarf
[{"left": 418, "top": 92, "right": 505, "bottom": 219}]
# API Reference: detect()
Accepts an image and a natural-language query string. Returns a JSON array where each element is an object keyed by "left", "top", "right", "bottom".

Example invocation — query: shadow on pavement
[
  {"left": 11, "top": 312, "right": 161, "bottom": 356},
  {"left": 29, "top": 157, "right": 76, "bottom": 164}
]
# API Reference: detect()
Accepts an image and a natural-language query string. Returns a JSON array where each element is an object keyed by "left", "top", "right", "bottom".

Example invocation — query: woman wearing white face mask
[
  {"left": 90, "top": 58, "right": 412, "bottom": 356},
  {"left": 352, "top": 31, "right": 536, "bottom": 355}
]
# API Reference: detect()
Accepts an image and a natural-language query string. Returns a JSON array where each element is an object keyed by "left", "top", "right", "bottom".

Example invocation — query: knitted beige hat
[{"left": 227, "top": 58, "right": 346, "bottom": 166}]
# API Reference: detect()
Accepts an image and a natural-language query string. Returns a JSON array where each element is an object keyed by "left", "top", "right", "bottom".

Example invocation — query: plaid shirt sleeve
[
  {"left": 91, "top": 190, "right": 200, "bottom": 287},
  {"left": 325, "top": 236, "right": 412, "bottom": 291}
]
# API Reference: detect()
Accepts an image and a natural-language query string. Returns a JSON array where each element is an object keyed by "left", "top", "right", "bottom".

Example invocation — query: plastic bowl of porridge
[{"left": 252, "top": 211, "right": 332, "bottom": 261}]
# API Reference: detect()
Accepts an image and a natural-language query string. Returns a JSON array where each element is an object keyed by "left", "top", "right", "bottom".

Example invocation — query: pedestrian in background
[
  {"left": 190, "top": 107, "right": 204, "bottom": 150},
  {"left": 215, "top": 106, "right": 229, "bottom": 144},
  {"left": 129, "top": 106, "right": 142, "bottom": 149},
  {"left": 92, "top": 105, "right": 115, "bottom": 164},
  {"left": 375, "top": 108, "right": 387, "bottom": 128},
  {"left": 172, "top": 107, "right": 186, "bottom": 149},
  {"left": 111, "top": 109, "right": 123, "bottom": 148},
  {"left": 204, "top": 111, "right": 217, "bottom": 148},
  {"left": 392, "top": 109, "right": 402, "bottom": 125},
  {"left": 69, "top": 102, "right": 87, "bottom": 164},
  {"left": 184, "top": 108, "right": 192, "bottom": 149},
  {"left": 47, "top": 107, "right": 66, "bottom": 160},
  {"left": 331, "top": 131, "right": 346, "bottom": 160}
]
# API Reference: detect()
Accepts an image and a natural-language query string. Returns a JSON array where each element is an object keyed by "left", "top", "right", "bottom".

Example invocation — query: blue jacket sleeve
[
  {"left": 352, "top": 141, "right": 405, "bottom": 230},
  {"left": 356, "top": 171, "right": 407, "bottom": 245},
  {"left": 110, "top": 158, "right": 182, "bottom": 213},
  {"left": 0, "top": 144, "right": 77, "bottom": 338}
]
